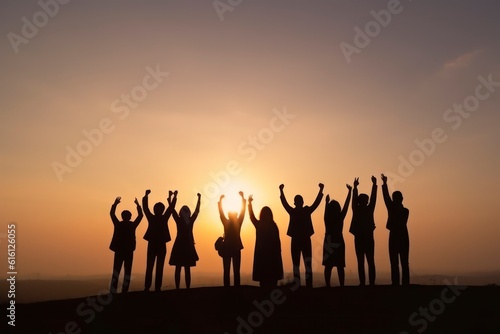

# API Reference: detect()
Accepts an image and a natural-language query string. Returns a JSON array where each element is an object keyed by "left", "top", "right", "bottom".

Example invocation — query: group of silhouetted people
[
  {"left": 109, "top": 190, "right": 200, "bottom": 293},
  {"left": 108, "top": 174, "right": 409, "bottom": 293}
]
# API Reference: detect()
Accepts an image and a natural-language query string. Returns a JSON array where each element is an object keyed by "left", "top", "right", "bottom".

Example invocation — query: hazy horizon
[
  {"left": 3, "top": 270, "right": 499, "bottom": 304},
  {"left": 1, "top": 1, "right": 500, "bottom": 288}
]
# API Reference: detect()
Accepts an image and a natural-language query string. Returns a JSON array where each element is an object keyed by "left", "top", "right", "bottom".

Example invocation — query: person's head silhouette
[
  {"left": 260, "top": 206, "right": 274, "bottom": 222},
  {"left": 153, "top": 202, "right": 165, "bottom": 215},
  {"left": 327, "top": 200, "right": 341, "bottom": 214},
  {"left": 180, "top": 205, "right": 191, "bottom": 222},
  {"left": 358, "top": 194, "right": 369, "bottom": 206},
  {"left": 392, "top": 191, "right": 403, "bottom": 204},
  {"left": 294, "top": 195, "right": 304, "bottom": 208},
  {"left": 121, "top": 210, "right": 132, "bottom": 221}
]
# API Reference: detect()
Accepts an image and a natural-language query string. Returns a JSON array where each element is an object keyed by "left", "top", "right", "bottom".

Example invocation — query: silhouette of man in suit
[
  {"left": 109, "top": 196, "right": 143, "bottom": 294},
  {"left": 142, "top": 189, "right": 177, "bottom": 292},
  {"left": 381, "top": 174, "right": 410, "bottom": 286},
  {"left": 349, "top": 176, "right": 377, "bottom": 286},
  {"left": 280, "top": 183, "right": 324, "bottom": 288}
]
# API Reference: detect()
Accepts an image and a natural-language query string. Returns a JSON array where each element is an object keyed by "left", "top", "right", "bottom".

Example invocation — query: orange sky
[{"left": 1, "top": 1, "right": 499, "bottom": 284}]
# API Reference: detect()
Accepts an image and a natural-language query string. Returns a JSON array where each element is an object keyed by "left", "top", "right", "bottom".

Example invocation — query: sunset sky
[{"left": 1, "top": 0, "right": 499, "bottom": 285}]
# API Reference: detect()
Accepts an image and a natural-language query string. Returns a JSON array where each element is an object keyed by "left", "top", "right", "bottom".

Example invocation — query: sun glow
[{"left": 219, "top": 180, "right": 255, "bottom": 213}]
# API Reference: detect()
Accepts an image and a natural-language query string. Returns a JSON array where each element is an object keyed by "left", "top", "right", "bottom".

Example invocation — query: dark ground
[{"left": 3, "top": 285, "right": 499, "bottom": 334}]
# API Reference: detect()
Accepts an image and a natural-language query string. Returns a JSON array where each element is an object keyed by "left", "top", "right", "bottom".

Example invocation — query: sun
[{"left": 220, "top": 180, "right": 254, "bottom": 213}]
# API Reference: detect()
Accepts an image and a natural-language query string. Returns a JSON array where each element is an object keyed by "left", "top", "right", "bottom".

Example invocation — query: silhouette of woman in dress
[
  {"left": 323, "top": 184, "right": 351, "bottom": 287},
  {"left": 169, "top": 192, "right": 201, "bottom": 289}
]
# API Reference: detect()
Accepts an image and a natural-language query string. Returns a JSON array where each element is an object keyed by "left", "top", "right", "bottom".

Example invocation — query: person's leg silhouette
[
  {"left": 389, "top": 236, "right": 400, "bottom": 285},
  {"left": 175, "top": 266, "right": 181, "bottom": 289},
  {"left": 144, "top": 243, "right": 156, "bottom": 291},
  {"left": 355, "top": 237, "right": 366, "bottom": 285},
  {"left": 122, "top": 252, "right": 133, "bottom": 293},
  {"left": 291, "top": 238, "right": 301, "bottom": 287},
  {"left": 185, "top": 267, "right": 191, "bottom": 289},
  {"left": 337, "top": 267, "right": 345, "bottom": 287},
  {"left": 223, "top": 256, "right": 231, "bottom": 287},
  {"left": 155, "top": 244, "right": 166, "bottom": 291},
  {"left": 233, "top": 251, "right": 241, "bottom": 287},
  {"left": 110, "top": 253, "right": 124, "bottom": 294},
  {"left": 303, "top": 239, "right": 313, "bottom": 288},
  {"left": 324, "top": 265, "right": 333, "bottom": 287},
  {"left": 366, "top": 236, "right": 376, "bottom": 285},
  {"left": 401, "top": 238, "right": 410, "bottom": 285}
]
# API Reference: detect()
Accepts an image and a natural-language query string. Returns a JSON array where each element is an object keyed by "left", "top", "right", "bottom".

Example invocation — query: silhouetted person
[
  {"left": 142, "top": 189, "right": 177, "bottom": 292},
  {"left": 349, "top": 177, "right": 377, "bottom": 286},
  {"left": 323, "top": 184, "right": 352, "bottom": 287},
  {"left": 248, "top": 195, "right": 284, "bottom": 288},
  {"left": 169, "top": 193, "right": 201, "bottom": 289},
  {"left": 109, "top": 196, "right": 143, "bottom": 294},
  {"left": 381, "top": 174, "right": 410, "bottom": 286},
  {"left": 218, "top": 192, "right": 246, "bottom": 287},
  {"left": 280, "top": 183, "right": 324, "bottom": 288}
]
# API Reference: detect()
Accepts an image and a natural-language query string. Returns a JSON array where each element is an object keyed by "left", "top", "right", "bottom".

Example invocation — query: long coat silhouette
[{"left": 248, "top": 199, "right": 283, "bottom": 286}]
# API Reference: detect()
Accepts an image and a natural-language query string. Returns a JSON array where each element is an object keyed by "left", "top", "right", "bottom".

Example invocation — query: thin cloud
[{"left": 437, "top": 49, "right": 484, "bottom": 77}]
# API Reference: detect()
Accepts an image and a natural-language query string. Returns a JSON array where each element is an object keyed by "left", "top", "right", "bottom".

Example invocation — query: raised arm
[
  {"left": 369, "top": 176, "right": 378, "bottom": 210},
  {"left": 110, "top": 197, "right": 121, "bottom": 225},
  {"left": 341, "top": 184, "right": 352, "bottom": 218},
  {"left": 142, "top": 190, "right": 153, "bottom": 219},
  {"left": 133, "top": 197, "right": 143, "bottom": 227},
  {"left": 381, "top": 174, "right": 392, "bottom": 208},
  {"left": 324, "top": 194, "right": 330, "bottom": 222},
  {"left": 191, "top": 193, "right": 201, "bottom": 223},
  {"left": 352, "top": 178, "right": 359, "bottom": 209},
  {"left": 309, "top": 183, "right": 324, "bottom": 212},
  {"left": 218, "top": 195, "right": 228, "bottom": 224},
  {"left": 248, "top": 195, "right": 258, "bottom": 226},
  {"left": 165, "top": 190, "right": 178, "bottom": 218},
  {"left": 237, "top": 191, "right": 246, "bottom": 224},
  {"left": 279, "top": 184, "right": 293, "bottom": 213}
]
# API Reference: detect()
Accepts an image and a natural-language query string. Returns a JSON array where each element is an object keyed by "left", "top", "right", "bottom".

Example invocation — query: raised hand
[
  {"left": 220, "top": 194, "right": 225, "bottom": 201},
  {"left": 326, "top": 194, "right": 330, "bottom": 203},
  {"left": 381, "top": 173, "right": 388, "bottom": 184},
  {"left": 346, "top": 184, "right": 352, "bottom": 191},
  {"left": 319, "top": 183, "right": 324, "bottom": 190},
  {"left": 114, "top": 197, "right": 121, "bottom": 205},
  {"left": 145, "top": 189, "right": 151, "bottom": 196},
  {"left": 197, "top": 193, "right": 201, "bottom": 198},
  {"left": 371, "top": 175, "right": 377, "bottom": 184},
  {"left": 354, "top": 178, "right": 359, "bottom": 187},
  {"left": 239, "top": 191, "right": 244, "bottom": 198},
  {"left": 248, "top": 194, "right": 253, "bottom": 203},
  {"left": 169, "top": 190, "right": 173, "bottom": 197},
  {"left": 279, "top": 184, "right": 284, "bottom": 190},
  {"left": 134, "top": 198, "right": 140, "bottom": 206},
  {"left": 174, "top": 190, "right": 178, "bottom": 196}
]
